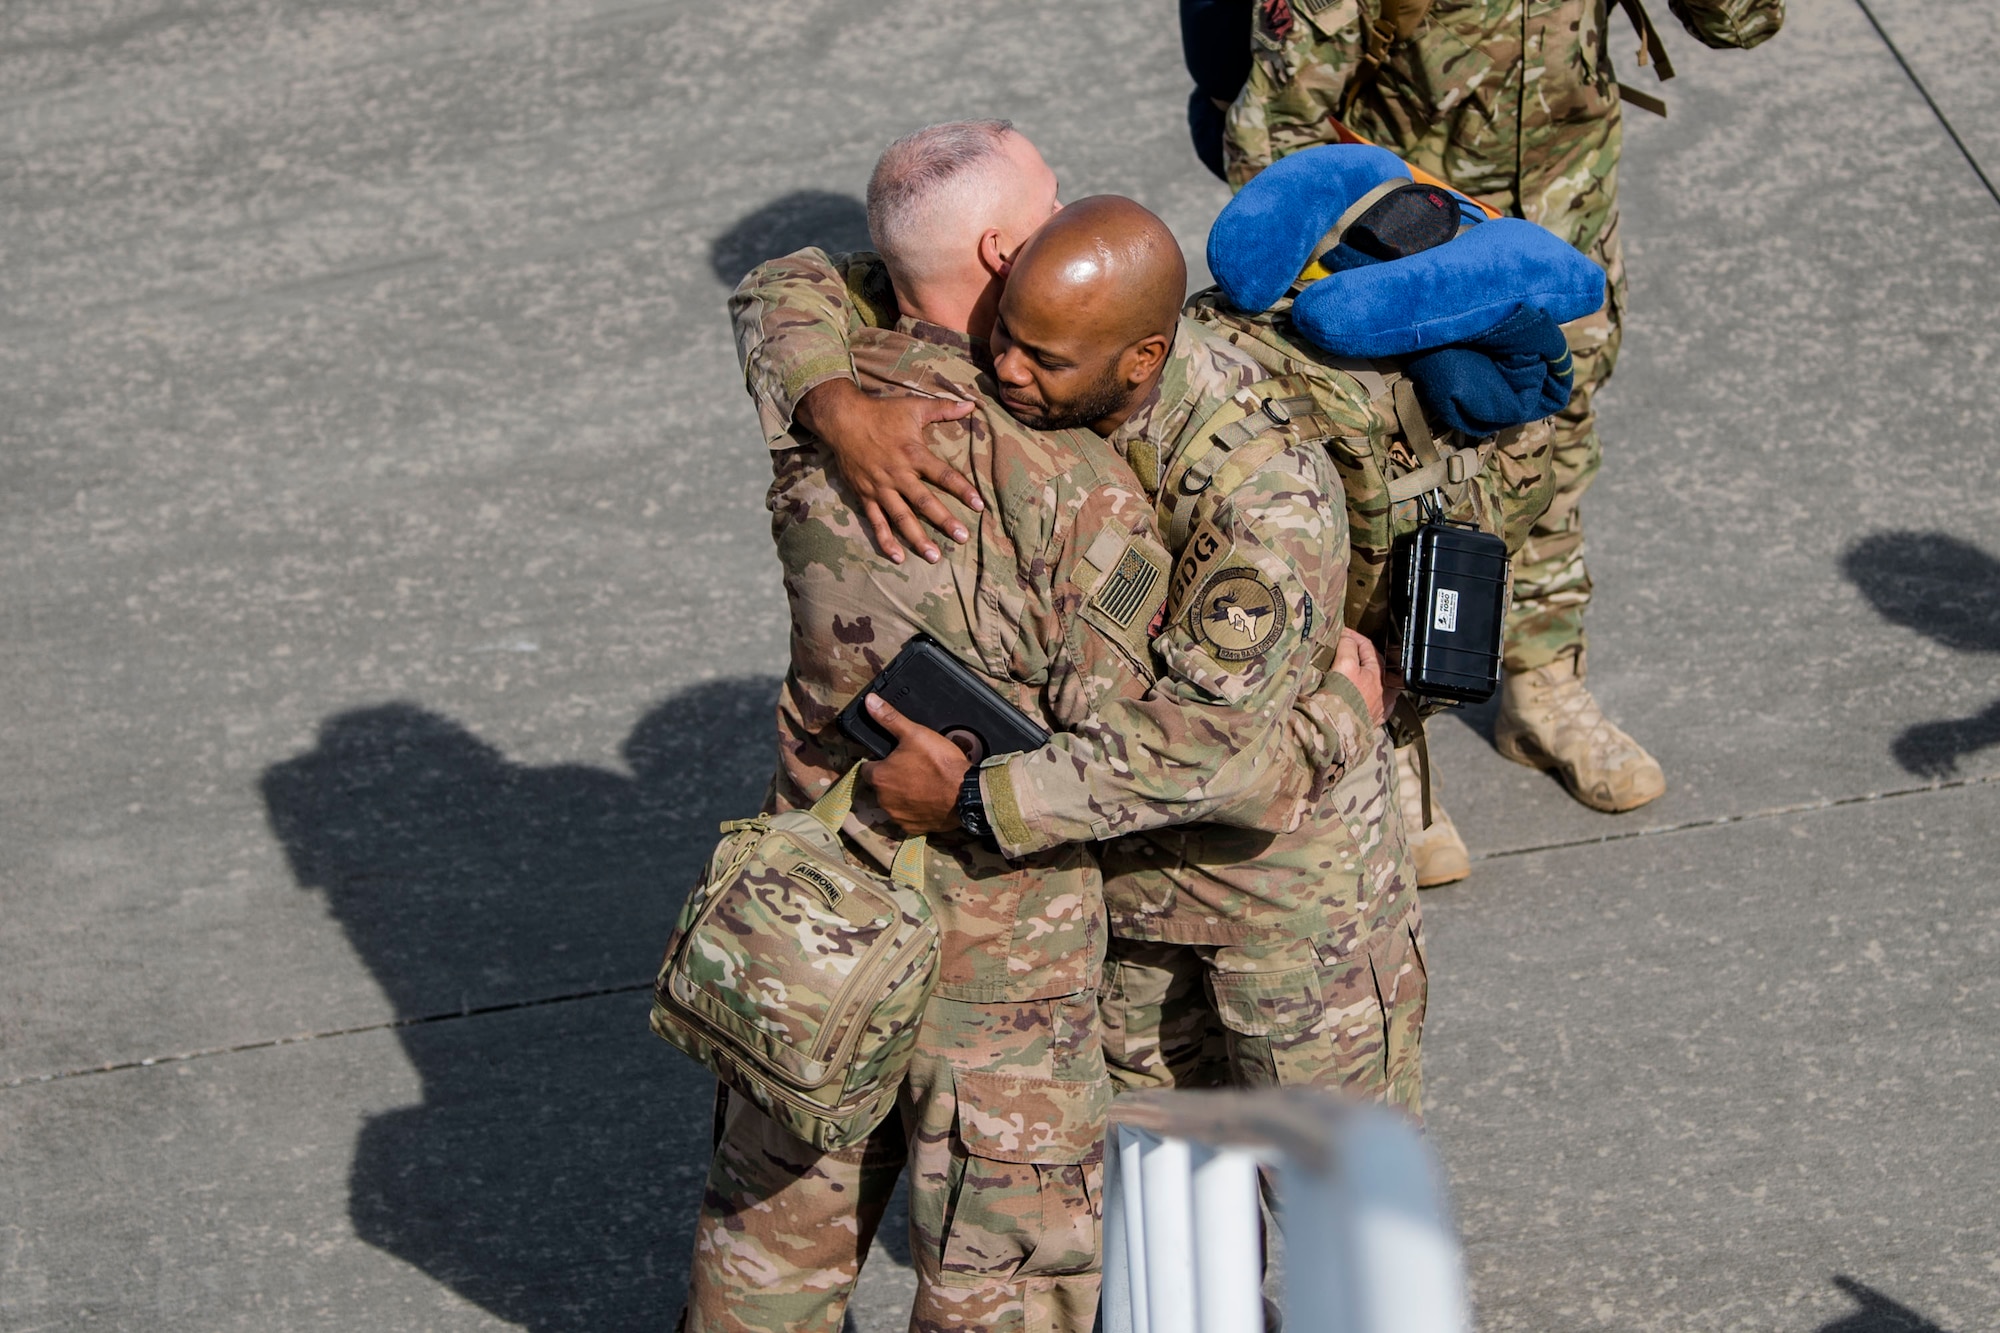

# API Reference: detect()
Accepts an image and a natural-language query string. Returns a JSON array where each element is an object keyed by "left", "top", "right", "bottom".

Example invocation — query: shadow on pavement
[
  {"left": 1841, "top": 530, "right": 2000, "bottom": 778},
  {"left": 1817, "top": 1274, "right": 1952, "bottom": 1332},
  {"left": 260, "top": 677, "right": 781, "bottom": 1331},
  {"left": 709, "top": 189, "right": 870, "bottom": 288}
]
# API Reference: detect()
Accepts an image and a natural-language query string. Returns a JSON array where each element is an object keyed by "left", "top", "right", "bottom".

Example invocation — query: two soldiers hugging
[{"left": 681, "top": 120, "right": 1426, "bottom": 1333}]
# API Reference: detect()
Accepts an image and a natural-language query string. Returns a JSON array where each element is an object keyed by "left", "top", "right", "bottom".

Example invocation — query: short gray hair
[{"left": 866, "top": 120, "right": 1017, "bottom": 286}]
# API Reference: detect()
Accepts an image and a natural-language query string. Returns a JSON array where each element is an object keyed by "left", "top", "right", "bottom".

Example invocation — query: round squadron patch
[{"left": 1189, "top": 567, "right": 1287, "bottom": 662}]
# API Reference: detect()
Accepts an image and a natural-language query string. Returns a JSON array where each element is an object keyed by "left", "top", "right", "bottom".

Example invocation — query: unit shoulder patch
[{"left": 1188, "top": 566, "right": 1288, "bottom": 662}]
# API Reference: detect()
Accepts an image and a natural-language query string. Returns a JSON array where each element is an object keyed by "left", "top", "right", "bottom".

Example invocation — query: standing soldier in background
[{"left": 1195, "top": 0, "right": 1784, "bottom": 883}]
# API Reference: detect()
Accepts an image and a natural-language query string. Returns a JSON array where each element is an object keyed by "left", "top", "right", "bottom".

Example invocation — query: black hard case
[
  {"left": 837, "top": 634, "right": 1052, "bottom": 763},
  {"left": 1394, "top": 522, "right": 1510, "bottom": 703}
]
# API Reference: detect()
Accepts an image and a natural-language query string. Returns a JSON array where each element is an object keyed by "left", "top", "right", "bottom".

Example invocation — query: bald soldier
[
  {"left": 696, "top": 122, "right": 1390, "bottom": 1333},
  {"left": 736, "top": 179, "right": 1425, "bottom": 1110}
]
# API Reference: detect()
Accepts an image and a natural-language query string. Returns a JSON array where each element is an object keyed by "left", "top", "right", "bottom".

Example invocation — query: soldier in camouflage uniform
[
  {"left": 695, "top": 126, "right": 1391, "bottom": 1333},
  {"left": 1219, "top": 0, "right": 1784, "bottom": 876},
  {"left": 735, "top": 194, "right": 1427, "bottom": 1120}
]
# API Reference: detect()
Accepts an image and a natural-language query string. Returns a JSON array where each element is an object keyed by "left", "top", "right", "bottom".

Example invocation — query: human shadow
[
  {"left": 1841, "top": 531, "right": 2000, "bottom": 778},
  {"left": 260, "top": 677, "right": 781, "bottom": 1331},
  {"left": 709, "top": 189, "right": 870, "bottom": 288},
  {"left": 1816, "top": 1274, "right": 1953, "bottom": 1332}
]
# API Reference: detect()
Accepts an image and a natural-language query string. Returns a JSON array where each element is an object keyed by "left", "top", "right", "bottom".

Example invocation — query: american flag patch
[{"left": 1095, "top": 545, "right": 1164, "bottom": 628}]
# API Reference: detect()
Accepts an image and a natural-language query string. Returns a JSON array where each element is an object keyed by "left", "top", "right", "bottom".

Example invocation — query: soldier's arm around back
[{"left": 732, "top": 246, "right": 981, "bottom": 563}]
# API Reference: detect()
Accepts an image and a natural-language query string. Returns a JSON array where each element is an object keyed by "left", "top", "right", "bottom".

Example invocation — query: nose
[{"left": 993, "top": 346, "right": 1032, "bottom": 389}]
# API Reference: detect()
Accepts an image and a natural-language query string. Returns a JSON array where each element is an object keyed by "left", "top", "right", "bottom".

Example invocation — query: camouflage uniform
[
  {"left": 1224, "top": 0, "right": 1782, "bottom": 669},
  {"left": 696, "top": 253, "right": 1379, "bottom": 1333},
  {"left": 1011, "top": 319, "right": 1427, "bottom": 1117},
  {"left": 734, "top": 250, "right": 1427, "bottom": 1121}
]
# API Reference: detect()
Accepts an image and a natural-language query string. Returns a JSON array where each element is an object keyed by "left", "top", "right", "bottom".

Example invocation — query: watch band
[{"left": 956, "top": 765, "right": 992, "bottom": 841}]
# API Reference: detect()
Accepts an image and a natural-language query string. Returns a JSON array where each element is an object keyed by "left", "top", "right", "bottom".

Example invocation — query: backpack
[
  {"left": 650, "top": 765, "right": 939, "bottom": 1151},
  {"left": 1185, "top": 288, "right": 1556, "bottom": 643}
]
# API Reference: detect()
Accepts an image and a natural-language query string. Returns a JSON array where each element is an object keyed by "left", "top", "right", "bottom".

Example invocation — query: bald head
[{"left": 990, "top": 196, "right": 1189, "bottom": 435}]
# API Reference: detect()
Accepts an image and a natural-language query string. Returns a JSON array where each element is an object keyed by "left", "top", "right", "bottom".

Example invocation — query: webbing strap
[
  {"left": 1309, "top": 126, "right": 1501, "bottom": 223},
  {"left": 1383, "top": 379, "right": 1491, "bottom": 504},
  {"left": 809, "top": 763, "right": 928, "bottom": 891},
  {"left": 1394, "top": 379, "right": 1438, "bottom": 463},
  {"left": 1298, "top": 178, "right": 1410, "bottom": 284},
  {"left": 888, "top": 835, "right": 928, "bottom": 893},
  {"left": 1158, "top": 384, "right": 1323, "bottom": 552},
  {"left": 808, "top": 763, "right": 863, "bottom": 833},
  {"left": 1617, "top": 0, "right": 1677, "bottom": 81}
]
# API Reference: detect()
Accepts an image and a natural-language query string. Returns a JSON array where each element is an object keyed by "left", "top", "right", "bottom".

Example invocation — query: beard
[{"left": 1003, "top": 360, "right": 1129, "bottom": 432}]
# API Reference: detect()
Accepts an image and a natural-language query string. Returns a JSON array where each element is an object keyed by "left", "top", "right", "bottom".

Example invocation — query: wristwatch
[{"left": 955, "top": 766, "right": 993, "bottom": 841}]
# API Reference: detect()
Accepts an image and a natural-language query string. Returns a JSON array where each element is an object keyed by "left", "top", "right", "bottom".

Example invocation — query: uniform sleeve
[
  {"left": 728, "top": 248, "right": 898, "bottom": 447},
  {"left": 982, "top": 439, "right": 1374, "bottom": 859}
]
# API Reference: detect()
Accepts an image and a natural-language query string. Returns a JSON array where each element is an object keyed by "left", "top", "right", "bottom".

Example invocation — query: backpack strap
[
  {"left": 1338, "top": 0, "right": 1438, "bottom": 120},
  {"left": 1382, "top": 379, "right": 1492, "bottom": 504},
  {"left": 807, "top": 763, "right": 928, "bottom": 892},
  {"left": 1157, "top": 380, "right": 1326, "bottom": 552}
]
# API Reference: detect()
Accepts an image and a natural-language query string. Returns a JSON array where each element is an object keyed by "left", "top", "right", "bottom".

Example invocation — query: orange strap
[{"left": 1318, "top": 116, "right": 1504, "bottom": 221}]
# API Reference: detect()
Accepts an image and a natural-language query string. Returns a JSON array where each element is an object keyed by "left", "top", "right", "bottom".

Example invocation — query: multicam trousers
[
  {"left": 682, "top": 992, "right": 1108, "bottom": 1333},
  {"left": 1099, "top": 903, "right": 1428, "bottom": 1120},
  {"left": 1504, "top": 214, "right": 1623, "bottom": 673}
]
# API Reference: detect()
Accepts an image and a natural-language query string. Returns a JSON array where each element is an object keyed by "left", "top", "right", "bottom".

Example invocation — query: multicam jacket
[
  {"left": 1224, "top": 0, "right": 1784, "bottom": 251},
  {"left": 733, "top": 251, "right": 1405, "bottom": 947}
]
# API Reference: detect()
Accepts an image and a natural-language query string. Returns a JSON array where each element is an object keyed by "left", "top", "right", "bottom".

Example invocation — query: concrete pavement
[{"left": 2, "top": 2, "right": 1995, "bottom": 1330}]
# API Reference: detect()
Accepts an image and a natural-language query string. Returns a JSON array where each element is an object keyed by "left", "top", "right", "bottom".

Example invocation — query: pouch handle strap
[
  {"left": 808, "top": 763, "right": 865, "bottom": 834},
  {"left": 809, "top": 763, "right": 929, "bottom": 894},
  {"left": 889, "top": 836, "right": 928, "bottom": 893}
]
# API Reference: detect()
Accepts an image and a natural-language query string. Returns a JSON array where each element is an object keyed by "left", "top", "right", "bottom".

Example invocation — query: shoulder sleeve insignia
[{"left": 1189, "top": 566, "right": 1288, "bottom": 662}]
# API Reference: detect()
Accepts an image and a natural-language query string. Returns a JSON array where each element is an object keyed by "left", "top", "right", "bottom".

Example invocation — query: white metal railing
[{"left": 1100, "top": 1088, "right": 1471, "bottom": 1333}]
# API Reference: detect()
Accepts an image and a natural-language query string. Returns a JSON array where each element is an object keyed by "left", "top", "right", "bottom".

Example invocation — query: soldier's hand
[
  {"left": 859, "top": 693, "right": 972, "bottom": 834},
  {"left": 1332, "top": 628, "right": 1388, "bottom": 728},
  {"left": 796, "top": 379, "right": 983, "bottom": 566}
]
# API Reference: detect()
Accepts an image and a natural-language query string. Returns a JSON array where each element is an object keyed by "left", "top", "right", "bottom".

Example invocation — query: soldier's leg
[
  {"left": 905, "top": 993, "right": 1108, "bottom": 1333},
  {"left": 683, "top": 1087, "right": 906, "bottom": 1333},
  {"left": 1496, "top": 208, "right": 1666, "bottom": 811},
  {"left": 1203, "top": 900, "right": 1429, "bottom": 1119},
  {"left": 1392, "top": 737, "right": 1470, "bottom": 889},
  {"left": 1504, "top": 206, "right": 1619, "bottom": 675},
  {"left": 1101, "top": 936, "right": 1230, "bottom": 1094}
]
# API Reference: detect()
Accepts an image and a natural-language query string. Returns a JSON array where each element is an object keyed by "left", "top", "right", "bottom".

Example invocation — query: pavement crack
[
  {"left": 1472, "top": 770, "right": 1999, "bottom": 863},
  {"left": 1, "top": 980, "right": 654, "bottom": 1092},
  {"left": 1852, "top": 0, "right": 2000, "bottom": 211}
]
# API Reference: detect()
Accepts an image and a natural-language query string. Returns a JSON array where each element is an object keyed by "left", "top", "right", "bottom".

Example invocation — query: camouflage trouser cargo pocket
[
  {"left": 1204, "top": 937, "right": 1337, "bottom": 1091},
  {"left": 934, "top": 1068, "right": 1106, "bottom": 1282},
  {"left": 1106, "top": 915, "right": 1428, "bottom": 1118}
]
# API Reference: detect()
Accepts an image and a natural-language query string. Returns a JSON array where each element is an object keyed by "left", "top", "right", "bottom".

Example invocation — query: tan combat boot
[
  {"left": 1393, "top": 742, "right": 1471, "bottom": 887},
  {"left": 1494, "top": 650, "right": 1666, "bottom": 812}
]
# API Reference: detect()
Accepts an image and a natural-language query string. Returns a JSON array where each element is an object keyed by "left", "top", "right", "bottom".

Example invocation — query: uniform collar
[
  {"left": 894, "top": 314, "right": 982, "bottom": 359},
  {"left": 1108, "top": 318, "right": 1259, "bottom": 496}
]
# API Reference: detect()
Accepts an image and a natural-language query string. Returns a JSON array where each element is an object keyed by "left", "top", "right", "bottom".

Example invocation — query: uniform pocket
[{"left": 935, "top": 1069, "right": 1108, "bottom": 1281}]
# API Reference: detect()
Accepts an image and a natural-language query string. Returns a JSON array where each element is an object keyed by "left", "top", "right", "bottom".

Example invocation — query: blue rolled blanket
[{"left": 1401, "top": 305, "right": 1575, "bottom": 438}]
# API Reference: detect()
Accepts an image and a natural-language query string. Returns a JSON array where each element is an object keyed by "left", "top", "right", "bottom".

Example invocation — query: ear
[
  {"left": 977, "top": 228, "right": 1011, "bottom": 277},
  {"left": 1121, "top": 332, "right": 1173, "bottom": 386}
]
